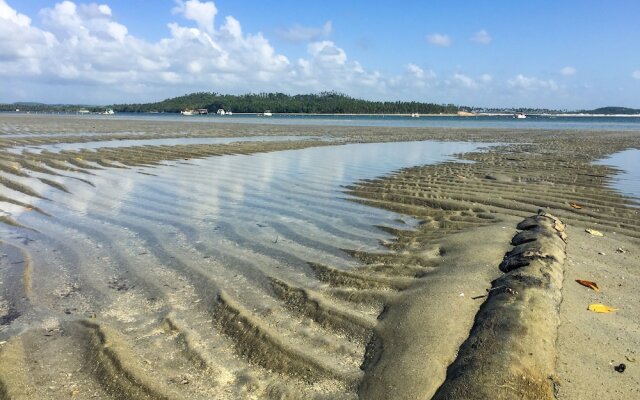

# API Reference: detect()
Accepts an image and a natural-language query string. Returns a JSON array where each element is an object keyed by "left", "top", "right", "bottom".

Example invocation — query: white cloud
[
  {"left": 406, "top": 63, "right": 435, "bottom": 80},
  {"left": 470, "top": 29, "right": 491, "bottom": 44},
  {"left": 0, "top": 0, "right": 499, "bottom": 104},
  {"left": 560, "top": 66, "right": 576, "bottom": 76},
  {"left": 452, "top": 73, "right": 477, "bottom": 88},
  {"left": 481, "top": 74, "right": 492, "bottom": 83},
  {"left": 172, "top": 0, "right": 217, "bottom": 34},
  {"left": 632, "top": 70, "right": 640, "bottom": 80},
  {"left": 0, "top": 0, "right": 300, "bottom": 97},
  {"left": 0, "top": 0, "right": 32, "bottom": 26},
  {"left": 426, "top": 33, "right": 451, "bottom": 47},
  {"left": 508, "top": 74, "right": 558, "bottom": 91},
  {"left": 41, "top": 1, "right": 129, "bottom": 42},
  {"left": 307, "top": 41, "right": 346, "bottom": 65},
  {"left": 277, "top": 21, "right": 332, "bottom": 42}
]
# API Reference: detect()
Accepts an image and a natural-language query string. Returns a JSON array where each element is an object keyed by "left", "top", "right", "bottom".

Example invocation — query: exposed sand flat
[{"left": 0, "top": 115, "right": 639, "bottom": 399}]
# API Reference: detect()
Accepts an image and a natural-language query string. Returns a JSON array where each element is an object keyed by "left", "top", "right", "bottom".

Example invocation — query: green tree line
[{"left": 110, "top": 92, "right": 460, "bottom": 114}]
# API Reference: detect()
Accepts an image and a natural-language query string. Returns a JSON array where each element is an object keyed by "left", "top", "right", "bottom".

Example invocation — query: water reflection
[
  {"left": 6, "top": 135, "right": 318, "bottom": 154},
  {"left": 22, "top": 141, "right": 484, "bottom": 266},
  {"left": 596, "top": 148, "right": 640, "bottom": 202}
]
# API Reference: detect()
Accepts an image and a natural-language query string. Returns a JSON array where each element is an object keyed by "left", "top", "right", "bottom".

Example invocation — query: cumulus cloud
[
  {"left": 560, "top": 66, "right": 576, "bottom": 76},
  {"left": 508, "top": 74, "right": 558, "bottom": 91},
  {"left": 1, "top": 0, "right": 292, "bottom": 91},
  {"left": 307, "top": 41, "right": 346, "bottom": 65},
  {"left": 633, "top": 70, "right": 640, "bottom": 80},
  {"left": 0, "top": 0, "right": 493, "bottom": 104},
  {"left": 470, "top": 29, "right": 491, "bottom": 44},
  {"left": 172, "top": 0, "right": 217, "bottom": 34},
  {"left": 426, "top": 33, "right": 451, "bottom": 47},
  {"left": 277, "top": 21, "right": 332, "bottom": 42},
  {"left": 41, "top": 1, "right": 128, "bottom": 42},
  {"left": 294, "top": 40, "right": 384, "bottom": 92},
  {"left": 406, "top": 63, "right": 435, "bottom": 80},
  {"left": 0, "top": 0, "right": 31, "bottom": 26},
  {"left": 452, "top": 73, "right": 477, "bottom": 88}
]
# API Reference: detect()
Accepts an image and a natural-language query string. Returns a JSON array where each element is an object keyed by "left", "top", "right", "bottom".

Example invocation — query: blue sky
[{"left": 2, "top": 0, "right": 639, "bottom": 108}]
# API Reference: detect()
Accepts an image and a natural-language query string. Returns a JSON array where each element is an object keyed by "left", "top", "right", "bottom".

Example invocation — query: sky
[{"left": 1, "top": 0, "right": 639, "bottom": 109}]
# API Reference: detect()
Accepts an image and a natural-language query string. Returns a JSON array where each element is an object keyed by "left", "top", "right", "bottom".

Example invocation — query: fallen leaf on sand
[
  {"left": 585, "top": 229, "right": 604, "bottom": 237},
  {"left": 569, "top": 202, "right": 583, "bottom": 209},
  {"left": 588, "top": 304, "right": 617, "bottom": 313},
  {"left": 576, "top": 279, "right": 600, "bottom": 292}
]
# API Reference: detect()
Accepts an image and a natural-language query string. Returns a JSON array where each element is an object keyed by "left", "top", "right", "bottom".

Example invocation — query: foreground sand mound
[{"left": 434, "top": 212, "right": 566, "bottom": 399}]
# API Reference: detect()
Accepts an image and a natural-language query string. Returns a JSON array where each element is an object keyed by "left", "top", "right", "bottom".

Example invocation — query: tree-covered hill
[
  {"left": 110, "top": 92, "right": 460, "bottom": 114},
  {"left": 581, "top": 107, "right": 640, "bottom": 115}
]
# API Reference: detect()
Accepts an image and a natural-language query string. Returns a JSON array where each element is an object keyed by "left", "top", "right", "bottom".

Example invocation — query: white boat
[
  {"left": 216, "top": 109, "right": 226, "bottom": 115},
  {"left": 103, "top": 109, "right": 115, "bottom": 115},
  {"left": 181, "top": 110, "right": 195, "bottom": 116},
  {"left": 410, "top": 113, "right": 419, "bottom": 118},
  {"left": 262, "top": 110, "right": 273, "bottom": 117},
  {"left": 514, "top": 112, "right": 526, "bottom": 119},
  {"left": 226, "top": 111, "right": 233, "bottom": 116}
]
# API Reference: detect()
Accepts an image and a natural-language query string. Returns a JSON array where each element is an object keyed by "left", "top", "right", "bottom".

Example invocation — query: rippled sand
[{"left": 1, "top": 114, "right": 639, "bottom": 399}]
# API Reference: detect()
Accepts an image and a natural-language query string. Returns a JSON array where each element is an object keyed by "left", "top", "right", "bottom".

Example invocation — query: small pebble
[{"left": 614, "top": 363, "right": 626, "bottom": 373}]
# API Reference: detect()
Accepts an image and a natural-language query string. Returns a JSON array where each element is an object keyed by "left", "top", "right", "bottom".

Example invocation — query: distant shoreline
[{"left": 3, "top": 110, "right": 640, "bottom": 118}]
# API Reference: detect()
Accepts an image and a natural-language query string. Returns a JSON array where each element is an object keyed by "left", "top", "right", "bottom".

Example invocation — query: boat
[
  {"left": 514, "top": 112, "right": 526, "bottom": 119},
  {"left": 103, "top": 109, "right": 115, "bottom": 115},
  {"left": 410, "top": 113, "right": 419, "bottom": 118},
  {"left": 181, "top": 110, "right": 195, "bottom": 116},
  {"left": 197, "top": 109, "right": 209, "bottom": 115},
  {"left": 226, "top": 111, "right": 233, "bottom": 116},
  {"left": 216, "top": 109, "right": 226, "bottom": 115},
  {"left": 262, "top": 110, "right": 273, "bottom": 117}
]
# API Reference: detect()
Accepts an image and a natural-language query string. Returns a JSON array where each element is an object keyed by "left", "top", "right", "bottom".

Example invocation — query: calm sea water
[
  {"left": 4, "top": 111, "right": 638, "bottom": 201},
  {"left": 10, "top": 112, "right": 640, "bottom": 131},
  {"left": 596, "top": 149, "right": 640, "bottom": 204}
]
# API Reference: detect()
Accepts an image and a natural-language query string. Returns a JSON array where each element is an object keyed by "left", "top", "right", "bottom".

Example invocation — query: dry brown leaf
[
  {"left": 576, "top": 279, "right": 600, "bottom": 292},
  {"left": 585, "top": 228, "right": 604, "bottom": 237},
  {"left": 569, "top": 202, "right": 583, "bottom": 209},
  {"left": 588, "top": 303, "right": 617, "bottom": 313}
]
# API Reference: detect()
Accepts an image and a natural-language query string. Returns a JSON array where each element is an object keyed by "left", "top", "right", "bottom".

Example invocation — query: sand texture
[{"left": 0, "top": 114, "right": 639, "bottom": 399}]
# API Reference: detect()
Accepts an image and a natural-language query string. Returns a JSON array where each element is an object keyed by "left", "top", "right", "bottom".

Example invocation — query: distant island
[
  {"left": 1, "top": 92, "right": 638, "bottom": 115},
  {"left": 111, "top": 92, "right": 462, "bottom": 115},
  {"left": 578, "top": 106, "right": 640, "bottom": 115}
]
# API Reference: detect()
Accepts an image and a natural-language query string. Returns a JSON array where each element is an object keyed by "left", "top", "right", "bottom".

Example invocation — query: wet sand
[{"left": 0, "top": 114, "right": 639, "bottom": 399}]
